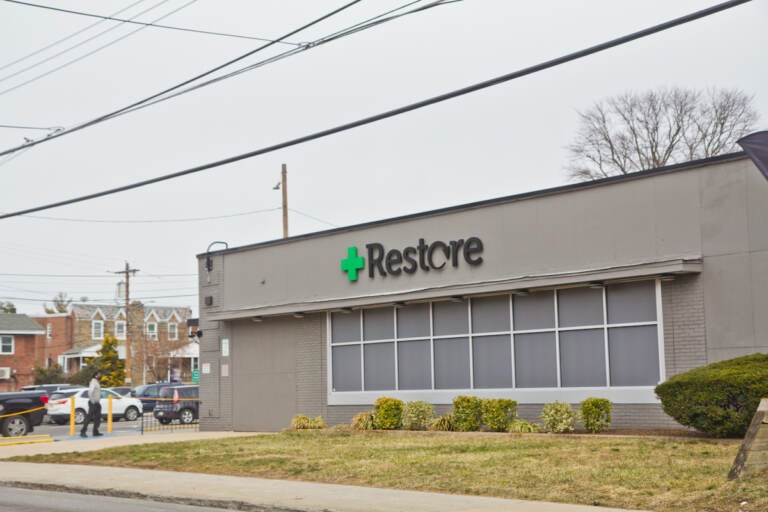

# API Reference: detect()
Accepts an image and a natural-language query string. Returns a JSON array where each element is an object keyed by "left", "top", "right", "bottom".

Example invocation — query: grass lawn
[{"left": 13, "top": 430, "right": 767, "bottom": 512}]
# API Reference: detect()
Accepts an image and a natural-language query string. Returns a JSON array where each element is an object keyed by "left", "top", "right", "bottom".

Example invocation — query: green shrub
[
  {"left": 373, "top": 397, "right": 404, "bottom": 430},
  {"left": 540, "top": 401, "right": 577, "bottom": 433},
  {"left": 579, "top": 397, "right": 613, "bottom": 433},
  {"left": 430, "top": 413, "right": 455, "bottom": 431},
  {"left": 655, "top": 353, "right": 768, "bottom": 438},
  {"left": 291, "top": 415, "right": 326, "bottom": 429},
  {"left": 452, "top": 395, "right": 483, "bottom": 431},
  {"left": 351, "top": 411, "right": 376, "bottom": 430},
  {"left": 401, "top": 401, "right": 435, "bottom": 430},
  {"left": 481, "top": 398, "right": 517, "bottom": 432},
  {"left": 508, "top": 419, "right": 541, "bottom": 433}
]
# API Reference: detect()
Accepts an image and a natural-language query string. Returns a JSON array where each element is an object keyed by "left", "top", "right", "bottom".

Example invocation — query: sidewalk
[{"left": 0, "top": 431, "right": 648, "bottom": 512}]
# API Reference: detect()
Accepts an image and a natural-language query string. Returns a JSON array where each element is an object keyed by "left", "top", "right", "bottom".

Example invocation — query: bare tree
[
  {"left": 567, "top": 87, "right": 758, "bottom": 181},
  {"left": 44, "top": 292, "right": 72, "bottom": 314}
]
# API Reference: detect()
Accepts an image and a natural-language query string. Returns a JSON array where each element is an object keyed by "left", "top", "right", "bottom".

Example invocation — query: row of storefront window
[{"left": 330, "top": 280, "right": 661, "bottom": 392}]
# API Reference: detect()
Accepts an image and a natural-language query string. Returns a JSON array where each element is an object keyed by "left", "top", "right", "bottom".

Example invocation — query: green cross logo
[{"left": 340, "top": 246, "right": 365, "bottom": 282}]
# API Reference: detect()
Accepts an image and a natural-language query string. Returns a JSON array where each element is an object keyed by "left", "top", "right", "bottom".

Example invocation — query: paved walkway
[{"left": 0, "top": 431, "right": 648, "bottom": 512}]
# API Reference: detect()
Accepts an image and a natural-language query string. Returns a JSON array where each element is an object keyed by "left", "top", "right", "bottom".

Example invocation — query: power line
[
  {"left": 0, "top": 0, "right": 363, "bottom": 157},
  {"left": 3, "top": 0, "right": 301, "bottom": 45},
  {"left": 123, "top": 0, "right": 450, "bottom": 118},
  {"left": 0, "top": 0, "right": 196, "bottom": 95},
  {"left": 0, "top": 124, "right": 63, "bottom": 130},
  {"left": 21, "top": 207, "right": 281, "bottom": 223},
  {"left": 0, "top": 0, "right": 148, "bottom": 73},
  {"left": 0, "top": 0, "right": 750, "bottom": 220},
  {"left": 1, "top": 293, "right": 196, "bottom": 302}
]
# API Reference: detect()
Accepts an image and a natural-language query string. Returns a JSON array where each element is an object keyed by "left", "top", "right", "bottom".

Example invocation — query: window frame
[
  {"left": 1, "top": 335, "right": 14, "bottom": 354},
  {"left": 327, "top": 279, "right": 665, "bottom": 405},
  {"left": 146, "top": 322, "right": 158, "bottom": 341},
  {"left": 91, "top": 320, "right": 104, "bottom": 340},
  {"left": 115, "top": 320, "right": 126, "bottom": 340},
  {"left": 168, "top": 322, "right": 178, "bottom": 341}
]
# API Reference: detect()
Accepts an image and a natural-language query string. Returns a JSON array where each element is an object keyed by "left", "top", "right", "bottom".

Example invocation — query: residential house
[
  {"left": 30, "top": 313, "right": 75, "bottom": 371},
  {"left": 0, "top": 313, "right": 46, "bottom": 391},
  {"left": 59, "top": 303, "right": 196, "bottom": 385}
]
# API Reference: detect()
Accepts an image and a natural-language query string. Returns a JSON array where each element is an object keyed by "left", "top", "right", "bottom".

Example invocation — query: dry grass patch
[{"left": 13, "top": 430, "right": 767, "bottom": 512}]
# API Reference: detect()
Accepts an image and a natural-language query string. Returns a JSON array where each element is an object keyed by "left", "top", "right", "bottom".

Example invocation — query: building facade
[
  {"left": 197, "top": 154, "right": 768, "bottom": 431},
  {"left": 0, "top": 313, "right": 46, "bottom": 391},
  {"left": 58, "top": 303, "right": 196, "bottom": 384}
]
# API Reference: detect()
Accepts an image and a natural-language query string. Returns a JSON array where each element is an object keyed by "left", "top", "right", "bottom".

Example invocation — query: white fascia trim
[
  {"left": 0, "top": 330, "right": 45, "bottom": 335},
  {"left": 145, "top": 310, "right": 159, "bottom": 322},
  {"left": 328, "top": 387, "right": 660, "bottom": 406},
  {"left": 90, "top": 308, "right": 105, "bottom": 320}
]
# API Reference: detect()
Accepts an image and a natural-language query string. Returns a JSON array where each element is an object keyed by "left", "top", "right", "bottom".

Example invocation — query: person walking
[{"left": 80, "top": 370, "right": 103, "bottom": 437}]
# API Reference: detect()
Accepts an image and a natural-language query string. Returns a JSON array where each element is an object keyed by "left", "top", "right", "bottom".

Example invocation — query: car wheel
[
  {"left": 75, "top": 408, "right": 86, "bottom": 425},
  {"left": 124, "top": 406, "right": 139, "bottom": 422},
  {"left": 158, "top": 418, "right": 172, "bottom": 425},
  {"left": 179, "top": 408, "right": 195, "bottom": 425},
  {"left": 1, "top": 415, "right": 30, "bottom": 437}
]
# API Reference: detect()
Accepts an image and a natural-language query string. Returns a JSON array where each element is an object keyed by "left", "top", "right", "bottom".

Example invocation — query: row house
[
  {"left": 33, "top": 303, "right": 197, "bottom": 386},
  {"left": 0, "top": 313, "right": 45, "bottom": 391}
]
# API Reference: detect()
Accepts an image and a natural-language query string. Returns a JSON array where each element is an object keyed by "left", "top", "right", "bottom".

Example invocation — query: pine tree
[{"left": 85, "top": 334, "right": 125, "bottom": 387}]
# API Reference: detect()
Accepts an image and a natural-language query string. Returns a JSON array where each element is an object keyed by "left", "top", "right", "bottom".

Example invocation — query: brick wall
[
  {"left": 0, "top": 334, "right": 37, "bottom": 391},
  {"left": 31, "top": 314, "right": 74, "bottom": 369}
]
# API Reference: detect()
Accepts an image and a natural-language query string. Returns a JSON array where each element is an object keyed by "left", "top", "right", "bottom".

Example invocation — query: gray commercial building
[{"left": 197, "top": 153, "right": 767, "bottom": 431}]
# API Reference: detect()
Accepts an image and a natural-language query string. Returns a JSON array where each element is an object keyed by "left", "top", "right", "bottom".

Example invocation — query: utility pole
[
  {"left": 112, "top": 262, "right": 139, "bottom": 384},
  {"left": 281, "top": 163, "right": 288, "bottom": 238}
]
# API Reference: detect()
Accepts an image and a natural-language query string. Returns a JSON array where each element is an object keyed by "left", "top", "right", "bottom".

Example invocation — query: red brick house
[
  {"left": 0, "top": 313, "right": 46, "bottom": 391},
  {"left": 30, "top": 313, "right": 75, "bottom": 372}
]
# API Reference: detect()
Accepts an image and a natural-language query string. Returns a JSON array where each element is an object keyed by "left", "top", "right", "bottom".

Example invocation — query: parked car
[
  {"left": 106, "top": 386, "right": 133, "bottom": 396},
  {"left": 46, "top": 388, "right": 143, "bottom": 425},
  {"left": 131, "top": 382, "right": 186, "bottom": 413},
  {"left": 153, "top": 385, "right": 199, "bottom": 425},
  {"left": 0, "top": 390, "right": 48, "bottom": 436},
  {"left": 45, "top": 388, "right": 83, "bottom": 424},
  {"left": 21, "top": 383, "right": 80, "bottom": 396}
]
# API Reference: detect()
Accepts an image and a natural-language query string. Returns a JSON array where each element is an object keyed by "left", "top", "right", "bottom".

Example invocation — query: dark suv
[
  {"left": 131, "top": 382, "right": 185, "bottom": 413},
  {"left": 153, "top": 385, "right": 199, "bottom": 425}
]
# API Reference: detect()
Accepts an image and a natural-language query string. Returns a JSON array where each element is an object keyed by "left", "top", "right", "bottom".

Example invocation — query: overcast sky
[{"left": 1, "top": 0, "right": 766, "bottom": 318}]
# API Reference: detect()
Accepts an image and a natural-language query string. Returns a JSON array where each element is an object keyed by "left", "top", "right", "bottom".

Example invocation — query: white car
[{"left": 47, "top": 388, "right": 143, "bottom": 425}]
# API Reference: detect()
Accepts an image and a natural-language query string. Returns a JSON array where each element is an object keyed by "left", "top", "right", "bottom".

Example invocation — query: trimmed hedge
[
  {"left": 540, "top": 401, "right": 577, "bottom": 433},
  {"left": 655, "top": 353, "right": 768, "bottom": 438},
  {"left": 579, "top": 398, "right": 612, "bottom": 433},
  {"left": 373, "top": 397, "right": 404, "bottom": 430},
  {"left": 481, "top": 398, "right": 518, "bottom": 432},
  {"left": 402, "top": 401, "right": 435, "bottom": 430},
  {"left": 452, "top": 395, "right": 483, "bottom": 431}
]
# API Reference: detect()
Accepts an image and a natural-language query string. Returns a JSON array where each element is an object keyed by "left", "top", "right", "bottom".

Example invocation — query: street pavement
[{"left": 0, "top": 431, "right": 649, "bottom": 512}]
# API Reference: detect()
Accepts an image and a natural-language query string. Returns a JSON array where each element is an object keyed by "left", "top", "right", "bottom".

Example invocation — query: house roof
[
  {"left": 71, "top": 303, "right": 191, "bottom": 322},
  {"left": 0, "top": 313, "right": 46, "bottom": 334}
]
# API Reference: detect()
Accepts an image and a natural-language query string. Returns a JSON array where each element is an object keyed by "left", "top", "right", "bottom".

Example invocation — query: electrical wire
[
  {"left": 0, "top": 0, "right": 363, "bottom": 157},
  {"left": 0, "top": 0, "right": 148, "bottom": 73},
  {"left": 3, "top": 0, "right": 301, "bottom": 46},
  {"left": 21, "top": 207, "right": 281, "bottom": 223},
  {"left": 124, "top": 0, "right": 449, "bottom": 117},
  {"left": 0, "top": 0, "right": 750, "bottom": 221},
  {"left": 0, "top": 272, "right": 195, "bottom": 277},
  {"left": 0, "top": 0, "right": 175, "bottom": 86},
  {"left": 0, "top": 123, "right": 63, "bottom": 130},
  {"left": 1, "top": 293, "right": 196, "bottom": 302},
  {"left": 0, "top": 0, "right": 198, "bottom": 96}
]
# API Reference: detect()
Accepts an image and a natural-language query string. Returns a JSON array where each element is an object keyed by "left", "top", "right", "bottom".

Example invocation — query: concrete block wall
[
  {"left": 295, "top": 314, "right": 327, "bottom": 420},
  {"left": 198, "top": 253, "right": 231, "bottom": 431},
  {"left": 661, "top": 274, "right": 707, "bottom": 377}
]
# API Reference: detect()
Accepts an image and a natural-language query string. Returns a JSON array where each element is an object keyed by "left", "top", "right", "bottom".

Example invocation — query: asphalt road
[{"left": 0, "top": 486, "right": 220, "bottom": 511}]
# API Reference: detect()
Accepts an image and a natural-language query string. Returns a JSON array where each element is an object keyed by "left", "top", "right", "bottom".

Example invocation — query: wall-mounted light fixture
[
  {"left": 394, "top": 301, "right": 406, "bottom": 309},
  {"left": 251, "top": 316, "right": 263, "bottom": 322},
  {"left": 339, "top": 307, "right": 353, "bottom": 314},
  {"left": 204, "top": 241, "right": 229, "bottom": 280},
  {"left": 293, "top": 312, "right": 305, "bottom": 319},
  {"left": 512, "top": 289, "right": 530, "bottom": 296},
  {"left": 588, "top": 281, "right": 605, "bottom": 289},
  {"left": 450, "top": 296, "right": 464, "bottom": 303},
  {"left": 659, "top": 274, "right": 676, "bottom": 282}
]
